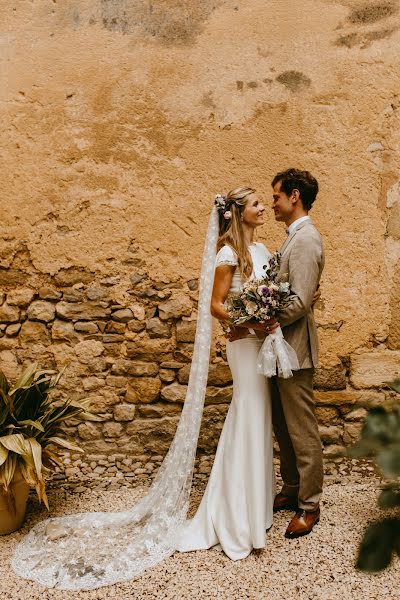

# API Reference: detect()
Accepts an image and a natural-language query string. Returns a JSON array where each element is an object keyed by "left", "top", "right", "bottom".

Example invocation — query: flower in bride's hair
[
  {"left": 214, "top": 193, "right": 227, "bottom": 214},
  {"left": 223, "top": 210, "right": 232, "bottom": 220}
]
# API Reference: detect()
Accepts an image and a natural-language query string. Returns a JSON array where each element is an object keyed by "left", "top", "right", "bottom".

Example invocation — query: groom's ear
[{"left": 291, "top": 189, "right": 300, "bottom": 204}]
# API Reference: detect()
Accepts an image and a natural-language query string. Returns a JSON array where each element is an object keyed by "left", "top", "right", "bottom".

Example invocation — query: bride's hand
[
  {"left": 312, "top": 284, "right": 321, "bottom": 306},
  {"left": 227, "top": 318, "right": 279, "bottom": 342}
]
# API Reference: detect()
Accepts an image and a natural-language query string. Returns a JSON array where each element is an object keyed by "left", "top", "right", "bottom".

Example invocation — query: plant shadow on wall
[
  {"left": 334, "top": 1, "right": 399, "bottom": 49},
  {"left": 0, "top": 364, "right": 102, "bottom": 535},
  {"left": 347, "top": 377, "right": 400, "bottom": 572}
]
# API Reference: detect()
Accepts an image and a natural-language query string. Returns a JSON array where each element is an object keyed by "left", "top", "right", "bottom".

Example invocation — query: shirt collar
[{"left": 287, "top": 215, "right": 311, "bottom": 236}]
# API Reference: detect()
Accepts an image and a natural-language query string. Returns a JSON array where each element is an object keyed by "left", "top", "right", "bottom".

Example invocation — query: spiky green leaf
[
  {"left": 0, "top": 433, "right": 27, "bottom": 455},
  {"left": 47, "top": 436, "right": 83, "bottom": 452},
  {"left": 26, "top": 438, "right": 43, "bottom": 480},
  {"left": 0, "top": 453, "right": 17, "bottom": 491},
  {"left": 18, "top": 419, "right": 45, "bottom": 432},
  {"left": 19, "top": 461, "right": 35, "bottom": 486},
  {"left": 0, "top": 444, "right": 8, "bottom": 467},
  {"left": 0, "top": 370, "right": 10, "bottom": 394},
  {"left": 9, "top": 363, "right": 38, "bottom": 394},
  {"left": 78, "top": 412, "right": 104, "bottom": 422}
]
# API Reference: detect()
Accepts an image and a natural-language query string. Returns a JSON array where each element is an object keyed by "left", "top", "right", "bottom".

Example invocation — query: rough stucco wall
[{"left": 1, "top": 1, "right": 400, "bottom": 477}]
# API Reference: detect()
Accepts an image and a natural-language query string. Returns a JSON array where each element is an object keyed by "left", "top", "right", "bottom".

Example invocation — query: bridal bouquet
[{"left": 226, "top": 253, "right": 300, "bottom": 379}]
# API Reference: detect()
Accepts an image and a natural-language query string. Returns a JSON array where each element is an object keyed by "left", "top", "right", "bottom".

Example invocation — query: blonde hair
[{"left": 217, "top": 186, "right": 256, "bottom": 279}]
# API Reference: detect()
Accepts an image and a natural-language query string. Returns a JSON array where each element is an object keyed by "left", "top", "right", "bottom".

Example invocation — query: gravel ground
[{"left": 1, "top": 465, "right": 399, "bottom": 600}]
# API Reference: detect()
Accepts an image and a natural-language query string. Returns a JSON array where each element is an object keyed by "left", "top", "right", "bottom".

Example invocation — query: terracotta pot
[{"left": 0, "top": 470, "right": 30, "bottom": 535}]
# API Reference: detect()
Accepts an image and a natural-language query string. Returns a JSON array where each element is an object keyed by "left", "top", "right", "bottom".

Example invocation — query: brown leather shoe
[
  {"left": 285, "top": 508, "right": 320, "bottom": 539},
  {"left": 273, "top": 492, "right": 298, "bottom": 512}
]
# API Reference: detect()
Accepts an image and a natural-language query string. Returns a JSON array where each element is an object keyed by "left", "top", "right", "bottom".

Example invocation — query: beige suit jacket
[{"left": 278, "top": 219, "right": 324, "bottom": 369}]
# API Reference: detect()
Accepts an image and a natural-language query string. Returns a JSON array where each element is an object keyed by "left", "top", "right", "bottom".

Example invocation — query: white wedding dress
[{"left": 177, "top": 242, "right": 276, "bottom": 559}]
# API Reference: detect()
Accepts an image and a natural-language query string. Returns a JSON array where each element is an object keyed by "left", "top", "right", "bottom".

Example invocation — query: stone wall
[
  {"left": 0, "top": 270, "right": 399, "bottom": 474},
  {"left": 1, "top": 0, "right": 400, "bottom": 472}
]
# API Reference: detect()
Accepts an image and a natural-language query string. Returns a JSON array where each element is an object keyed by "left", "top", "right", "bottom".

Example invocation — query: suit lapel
[
  {"left": 279, "top": 218, "right": 314, "bottom": 256},
  {"left": 279, "top": 228, "right": 297, "bottom": 255}
]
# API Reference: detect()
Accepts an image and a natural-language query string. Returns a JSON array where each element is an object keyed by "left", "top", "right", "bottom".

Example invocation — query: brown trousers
[{"left": 271, "top": 368, "right": 323, "bottom": 511}]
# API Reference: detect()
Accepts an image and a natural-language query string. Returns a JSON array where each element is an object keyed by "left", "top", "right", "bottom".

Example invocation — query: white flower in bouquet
[
  {"left": 279, "top": 282, "right": 290, "bottom": 294},
  {"left": 226, "top": 252, "right": 300, "bottom": 378}
]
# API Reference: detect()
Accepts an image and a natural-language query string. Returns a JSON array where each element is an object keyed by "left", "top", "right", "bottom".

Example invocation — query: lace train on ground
[{"left": 11, "top": 209, "right": 219, "bottom": 590}]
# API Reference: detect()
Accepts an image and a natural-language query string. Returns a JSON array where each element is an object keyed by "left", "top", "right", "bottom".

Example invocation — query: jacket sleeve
[{"left": 278, "top": 233, "right": 322, "bottom": 328}]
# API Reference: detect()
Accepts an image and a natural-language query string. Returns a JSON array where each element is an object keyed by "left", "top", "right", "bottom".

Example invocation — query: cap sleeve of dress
[{"left": 215, "top": 245, "right": 238, "bottom": 267}]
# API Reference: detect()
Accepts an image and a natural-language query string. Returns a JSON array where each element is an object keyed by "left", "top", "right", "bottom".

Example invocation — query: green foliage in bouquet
[
  {"left": 347, "top": 378, "right": 400, "bottom": 572},
  {"left": 0, "top": 364, "right": 102, "bottom": 509}
]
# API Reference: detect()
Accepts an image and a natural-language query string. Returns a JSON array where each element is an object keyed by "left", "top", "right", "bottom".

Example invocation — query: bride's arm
[
  {"left": 210, "top": 264, "right": 236, "bottom": 321},
  {"left": 210, "top": 265, "right": 255, "bottom": 327}
]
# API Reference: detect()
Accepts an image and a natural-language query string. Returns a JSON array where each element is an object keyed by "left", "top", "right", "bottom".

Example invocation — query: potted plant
[{"left": 0, "top": 363, "right": 102, "bottom": 535}]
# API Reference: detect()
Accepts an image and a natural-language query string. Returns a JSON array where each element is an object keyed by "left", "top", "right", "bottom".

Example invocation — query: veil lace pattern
[{"left": 11, "top": 208, "right": 220, "bottom": 590}]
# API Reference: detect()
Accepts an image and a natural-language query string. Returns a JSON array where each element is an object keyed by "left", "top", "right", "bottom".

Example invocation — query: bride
[
  {"left": 177, "top": 186, "right": 277, "bottom": 558},
  {"left": 11, "top": 186, "right": 305, "bottom": 590}
]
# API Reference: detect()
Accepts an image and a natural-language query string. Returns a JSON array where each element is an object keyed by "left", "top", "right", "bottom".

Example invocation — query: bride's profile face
[{"left": 241, "top": 193, "right": 265, "bottom": 228}]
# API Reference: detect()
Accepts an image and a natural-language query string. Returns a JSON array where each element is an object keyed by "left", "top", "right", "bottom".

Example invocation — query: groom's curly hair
[{"left": 272, "top": 168, "right": 319, "bottom": 211}]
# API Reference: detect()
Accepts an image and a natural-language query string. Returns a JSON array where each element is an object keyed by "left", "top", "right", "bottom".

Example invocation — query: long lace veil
[{"left": 11, "top": 207, "right": 220, "bottom": 590}]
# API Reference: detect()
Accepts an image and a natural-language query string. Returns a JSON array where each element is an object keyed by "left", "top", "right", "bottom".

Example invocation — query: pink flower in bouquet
[{"left": 245, "top": 300, "right": 258, "bottom": 315}]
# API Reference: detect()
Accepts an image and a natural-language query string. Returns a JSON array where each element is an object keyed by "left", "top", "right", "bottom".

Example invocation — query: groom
[{"left": 271, "top": 168, "right": 324, "bottom": 538}]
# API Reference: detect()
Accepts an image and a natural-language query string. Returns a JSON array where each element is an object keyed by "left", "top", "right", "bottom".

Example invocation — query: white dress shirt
[{"left": 287, "top": 215, "right": 311, "bottom": 236}]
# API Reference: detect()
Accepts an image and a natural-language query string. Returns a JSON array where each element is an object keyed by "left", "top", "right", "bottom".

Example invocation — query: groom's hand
[
  {"left": 227, "top": 326, "right": 249, "bottom": 342},
  {"left": 252, "top": 318, "right": 279, "bottom": 333}
]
